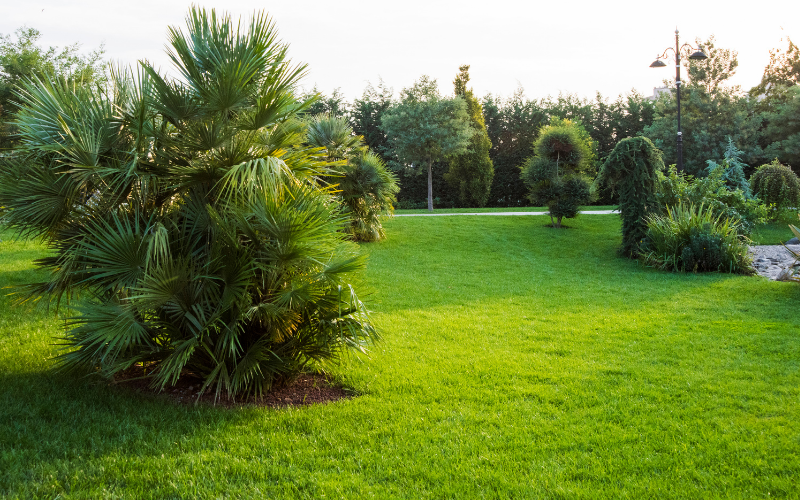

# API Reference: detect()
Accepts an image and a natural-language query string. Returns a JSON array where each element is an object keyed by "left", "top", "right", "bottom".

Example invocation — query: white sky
[{"left": 2, "top": 0, "right": 798, "bottom": 102}]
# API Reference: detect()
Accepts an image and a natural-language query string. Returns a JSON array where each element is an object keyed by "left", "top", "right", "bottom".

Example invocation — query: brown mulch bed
[{"left": 111, "top": 364, "right": 353, "bottom": 408}]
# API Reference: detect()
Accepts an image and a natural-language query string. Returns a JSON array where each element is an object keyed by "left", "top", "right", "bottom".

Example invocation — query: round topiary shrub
[
  {"left": 750, "top": 160, "right": 800, "bottom": 218},
  {"left": 520, "top": 120, "right": 595, "bottom": 228}
]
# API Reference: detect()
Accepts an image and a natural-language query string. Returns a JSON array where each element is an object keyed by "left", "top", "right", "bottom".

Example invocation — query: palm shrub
[
  {"left": 520, "top": 120, "right": 594, "bottom": 228},
  {"left": 305, "top": 114, "right": 398, "bottom": 242},
  {"left": 595, "top": 136, "right": 664, "bottom": 257},
  {"left": 750, "top": 159, "right": 800, "bottom": 220},
  {"left": 338, "top": 150, "right": 399, "bottom": 242},
  {"left": 0, "top": 8, "right": 377, "bottom": 398},
  {"left": 641, "top": 203, "right": 753, "bottom": 273}
]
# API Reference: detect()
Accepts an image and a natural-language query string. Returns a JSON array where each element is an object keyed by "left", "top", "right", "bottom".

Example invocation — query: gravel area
[{"left": 750, "top": 244, "right": 800, "bottom": 280}]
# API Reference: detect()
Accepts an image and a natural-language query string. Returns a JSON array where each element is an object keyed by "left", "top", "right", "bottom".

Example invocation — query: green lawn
[
  {"left": 394, "top": 205, "right": 617, "bottom": 214},
  {"left": 1, "top": 217, "right": 798, "bottom": 498}
]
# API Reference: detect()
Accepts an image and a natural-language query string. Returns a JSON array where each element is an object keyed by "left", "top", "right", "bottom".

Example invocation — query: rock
[
  {"left": 749, "top": 245, "right": 799, "bottom": 281},
  {"left": 787, "top": 237, "right": 800, "bottom": 245}
]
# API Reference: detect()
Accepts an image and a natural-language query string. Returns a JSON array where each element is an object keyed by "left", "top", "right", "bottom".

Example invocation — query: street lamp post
[{"left": 650, "top": 29, "right": 708, "bottom": 172}]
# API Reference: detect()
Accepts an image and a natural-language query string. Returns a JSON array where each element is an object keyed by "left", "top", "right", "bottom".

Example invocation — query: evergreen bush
[
  {"left": 750, "top": 159, "right": 800, "bottom": 219},
  {"left": 595, "top": 137, "right": 664, "bottom": 256},
  {"left": 520, "top": 120, "right": 594, "bottom": 228}
]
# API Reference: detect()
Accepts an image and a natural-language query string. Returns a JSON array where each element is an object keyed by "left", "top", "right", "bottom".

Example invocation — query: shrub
[
  {"left": 704, "top": 137, "right": 752, "bottom": 197},
  {"left": 0, "top": 8, "right": 378, "bottom": 398},
  {"left": 750, "top": 159, "right": 800, "bottom": 219},
  {"left": 520, "top": 120, "right": 594, "bottom": 228},
  {"left": 594, "top": 136, "right": 664, "bottom": 257},
  {"left": 338, "top": 151, "right": 399, "bottom": 242},
  {"left": 656, "top": 165, "right": 768, "bottom": 236},
  {"left": 641, "top": 203, "right": 753, "bottom": 273}
]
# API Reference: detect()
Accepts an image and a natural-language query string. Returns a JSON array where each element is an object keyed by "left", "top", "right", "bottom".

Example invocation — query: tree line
[{"left": 2, "top": 28, "right": 800, "bottom": 209}]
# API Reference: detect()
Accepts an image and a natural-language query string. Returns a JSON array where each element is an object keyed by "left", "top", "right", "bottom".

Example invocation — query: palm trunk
[{"left": 427, "top": 157, "right": 433, "bottom": 212}]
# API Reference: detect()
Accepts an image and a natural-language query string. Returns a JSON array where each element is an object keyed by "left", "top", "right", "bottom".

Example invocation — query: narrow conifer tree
[{"left": 445, "top": 65, "right": 494, "bottom": 207}]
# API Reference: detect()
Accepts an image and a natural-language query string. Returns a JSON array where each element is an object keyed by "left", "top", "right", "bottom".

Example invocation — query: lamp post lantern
[{"left": 650, "top": 29, "right": 708, "bottom": 172}]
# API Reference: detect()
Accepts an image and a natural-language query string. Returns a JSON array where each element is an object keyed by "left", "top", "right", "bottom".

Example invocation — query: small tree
[
  {"left": 595, "top": 137, "right": 665, "bottom": 256},
  {"left": 445, "top": 65, "right": 494, "bottom": 207},
  {"left": 380, "top": 76, "right": 474, "bottom": 211},
  {"left": 750, "top": 159, "right": 800, "bottom": 219},
  {"left": 520, "top": 120, "right": 594, "bottom": 228}
]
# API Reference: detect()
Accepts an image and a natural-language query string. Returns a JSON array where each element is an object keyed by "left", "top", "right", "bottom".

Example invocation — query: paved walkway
[{"left": 394, "top": 210, "right": 619, "bottom": 217}]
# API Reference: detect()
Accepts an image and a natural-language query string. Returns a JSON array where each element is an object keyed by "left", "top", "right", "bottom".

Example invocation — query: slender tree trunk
[
  {"left": 427, "top": 157, "right": 433, "bottom": 211},
  {"left": 556, "top": 216, "right": 562, "bottom": 228},
  {"left": 550, "top": 213, "right": 555, "bottom": 226}
]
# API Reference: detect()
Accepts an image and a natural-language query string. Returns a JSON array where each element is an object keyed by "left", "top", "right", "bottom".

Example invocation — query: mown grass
[
  {"left": 1, "top": 218, "right": 798, "bottom": 499},
  {"left": 751, "top": 220, "right": 797, "bottom": 245},
  {"left": 394, "top": 205, "right": 617, "bottom": 215}
]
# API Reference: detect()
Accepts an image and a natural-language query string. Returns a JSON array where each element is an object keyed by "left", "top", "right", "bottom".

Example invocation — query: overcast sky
[{"left": 2, "top": 0, "right": 798, "bottom": 103}]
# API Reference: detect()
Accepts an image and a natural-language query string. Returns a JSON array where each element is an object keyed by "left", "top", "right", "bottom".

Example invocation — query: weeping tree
[
  {"left": 305, "top": 114, "right": 399, "bottom": 241},
  {"left": 0, "top": 8, "right": 378, "bottom": 399},
  {"left": 520, "top": 120, "right": 594, "bottom": 228},
  {"left": 595, "top": 136, "right": 665, "bottom": 256}
]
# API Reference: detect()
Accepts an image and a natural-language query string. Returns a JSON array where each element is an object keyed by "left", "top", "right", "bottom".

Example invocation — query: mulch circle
[{"left": 111, "top": 364, "right": 353, "bottom": 408}]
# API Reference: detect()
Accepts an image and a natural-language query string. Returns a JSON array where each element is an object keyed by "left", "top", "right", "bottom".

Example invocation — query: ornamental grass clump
[
  {"left": 641, "top": 203, "right": 753, "bottom": 273},
  {"left": 0, "top": 8, "right": 378, "bottom": 399}
]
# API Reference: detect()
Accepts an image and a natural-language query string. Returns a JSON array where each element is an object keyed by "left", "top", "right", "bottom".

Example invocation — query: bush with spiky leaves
[
  {"left": 338, "top": 150, "right": 399, "bottom": 241},
  {"left": 0, "top": 8, "right": 377, "bottom": 399}
]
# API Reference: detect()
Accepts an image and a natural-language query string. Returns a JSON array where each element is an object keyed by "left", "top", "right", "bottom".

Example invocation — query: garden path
[{"left": 394, "top": 210, "right": 619, "bottom": 217}]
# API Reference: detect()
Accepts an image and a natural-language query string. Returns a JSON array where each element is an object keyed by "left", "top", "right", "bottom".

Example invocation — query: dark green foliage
[
  {"left": 481, "top": 89, "right": 654, "bottom": 208},
  {"left": 750, "top": 159, "right": 800, "bottom": 217},
  {"left": 0, "top": 8, "right": 377, "bottom": 398},
  {"left": 641, "top": 203, "right": 753, "bottom": 273},
  {"left": 520, "top": 121, "right": 594, "bottom": 227},
  {"left": 760, "top": 86, "right": 800, "bottom": 171},
  {"left": 595, "top": 137, "right": 664, "bottom": 256},
  {"left": 482, "top": 91, "right": 546, "bottom": 206},
  {"left": 656, "top": 165, "right": 768, "bottom": 236},
  {"left": 445, "top": 65, "right": 494, "bottom": 207},
  {"left": 642, "top": 85, "right": 762, "bottom": 176},
  {"left": 301, "top": 86, "right": 348, "bottom": 117},
  {"left": 351, "top": 80, "right": 395, "bottom": 164}
]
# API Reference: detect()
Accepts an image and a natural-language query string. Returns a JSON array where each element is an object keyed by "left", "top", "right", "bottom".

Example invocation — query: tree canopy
[{"left": 380, "top": 75, "right": 474, "bottom": 211}]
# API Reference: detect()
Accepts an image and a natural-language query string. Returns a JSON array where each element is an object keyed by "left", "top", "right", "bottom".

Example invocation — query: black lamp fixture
[{"left": 650, "top": 29, "right": 707, "bottom": 172}]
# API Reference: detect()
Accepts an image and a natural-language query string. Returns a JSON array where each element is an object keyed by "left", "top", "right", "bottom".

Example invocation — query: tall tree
[
  {"left": 483, "top": 89, "right": 547, "bottom": 206},
  {"left": 685, "top": 35, "right": 738, "bottom": 94},
  {"left": 750, "top": 35, "right": 800, "bottom": 104},
  {"left": 351, "top": 79, "right": 394, "bottom": 163},
  {"left": 381, "top": 76, "right": 474, "bottom": 211},
  {"left": 445, "top": 65, "right": 494, "bottom": 207}
]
